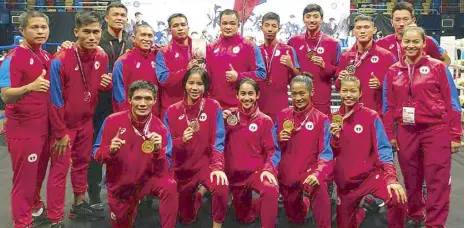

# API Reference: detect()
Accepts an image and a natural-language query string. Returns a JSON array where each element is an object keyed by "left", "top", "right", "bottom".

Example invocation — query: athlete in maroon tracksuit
[
  {"left": 0, "top": 11, "right": 52, "bottom": 228},
  {"left": 163, "top": 67, "right": 229, "bottom": 227},
  {"left": 330, "top": 76, "right": 407, "bottom": 228},
  {"left": 259, "top": 12, "right": 300, "bottom": 121},
  {"left": 383, "top": 26, "right": 463, "bottom": 227},
  {"left": 288, "top": 4, "right": 341, "bottom": 115},
  {"left": 335, "top": 15, "right": 396, "bottom": 114},
  {"left": 112, "top": 24, "right": 160, "bottom": 116},
  {"left": 276, "top": 74, "right": 333, "bottom": 227},
  {"left": 93, "top": 80, "right": 178, "bottom": 228},
  {"left": 48, "top": 12, "right": 110, "bottom": 225},
  {"left": 223, "top": 78, "right": 281, "bottom": 228}
]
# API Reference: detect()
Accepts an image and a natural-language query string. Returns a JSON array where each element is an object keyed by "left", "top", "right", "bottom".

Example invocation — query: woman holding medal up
[
  {"left": 163, "top": 67, "right": 229, "bottom": 228},
  {"left": 275, "top": 74, "right": 333, "bottom": 227},
  {"left": 329, "top": 76, "right": 407, "bottom": 228},
  {"left": 93, "top": 81, "right": 178, "bottom": 227},
  {"left": 222, "top": 78, "right": 281, "bottom": 228},
  {"left": 382, "top": 26, "right": 463, "bottom": 227}
]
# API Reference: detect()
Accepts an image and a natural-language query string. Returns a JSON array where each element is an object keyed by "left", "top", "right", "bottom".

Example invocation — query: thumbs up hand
[
  {"left": 225, "top": 63, "right": 238, "bottom": 82},
  {"left": 280, "top": 50, "right": 294, "bottom": 69},
  {"left": 27, "top": 69, "right": 50, "bottom": 92},
  {"left": 110, "top": 127, "right": 126, "bottom": 153},
  {"left": 368, "top": 72, "right": 381, "bottom": 89}
]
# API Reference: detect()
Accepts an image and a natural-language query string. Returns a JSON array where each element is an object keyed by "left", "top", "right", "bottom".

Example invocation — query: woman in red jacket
[
  {"left": 222, "top": 78, "right": 281, "bottom": 228},
  {"left": 275, "top": 74, "right": 333, "bottom": 227},
  {"left": 383, "top": 26, "right": 463, "bottom": 227},
  {"left": 330, "top": 76, "right": 407, "bottom": 228},
  {"left": 163, "top": 67, "right": 229, "bottom": 228}
]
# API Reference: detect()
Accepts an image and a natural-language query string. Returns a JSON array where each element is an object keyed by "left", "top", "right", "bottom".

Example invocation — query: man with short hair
[
  {"left": 113, "top": 24, "right": 159, "bottom": 115},
  {"left": 335, "top": 15, "right": 396, "bottom": 114},
  {"left": 48, "top": 12, "right": 110, "bottom": 227},
  {"left": 206, "top": 9, "right": 266, "bottom": 109},
  {"left": 156, "top": 13, "right": 200, "bottom": 118},
  {"left": 87, "top": 3, "right": 134, "bottom": 211},
  {"left": 288, "top": 4, "right": 342, "bottom": 115},
  {"left": 259, "top": 12, "right": 300, "bottom": 120},
  {"left": 376, "top": 2, "right": 450, "bottom": 66},
  {"left": 93, "top": 80, "right": 178, "bottom": 228},
  {"left": 0, "top": 10, "right": 52, "bottom": 228}
]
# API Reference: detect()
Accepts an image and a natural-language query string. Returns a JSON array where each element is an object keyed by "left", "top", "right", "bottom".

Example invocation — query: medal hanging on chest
[
  {"left": 346, "top": 48, "right": 370, "bottom": 76},
  {"left": 184, "top": 99, "right": 205, "bottom": 132},
  {"left": 306, "top": 33, "right": 322, "bottom": 60},
  {"left": 130, "top": 113, "right": 155, "bottom": 154},
  {"left": 74, "top": 48, "right": 92, "bottom": 103},
  {"left": 264, "top": 44, "right": 278, "bottom": 86},
  {"left": 282, "top": 109, "right": 312, "bottom": 135}
]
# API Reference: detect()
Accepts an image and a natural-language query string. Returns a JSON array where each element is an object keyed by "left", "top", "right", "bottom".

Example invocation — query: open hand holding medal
[
  {"left": 279, "top": 119, "right": 294, "bottom": 142},
  {"left": 143, "top": 132, "right": 162, "bottom": 154},
  {"left": 329, "top": 115, "right": 343, "bottom": 139},
  {"left": 223, "top": 109, "right": 238, "bottom": 126}
]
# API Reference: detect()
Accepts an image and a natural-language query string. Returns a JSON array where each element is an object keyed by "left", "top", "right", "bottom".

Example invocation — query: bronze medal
[
  {"left": 189, "top": 119, "right": 200, "bottom": 132},
  {"left": 141, "top": 140, "right": 155, "bottom": 154},
  {"left": 346, "top": 65, "right": 356, "bottom": 75},
  {"left": 332, "top": 114, "right": 343, "bottom": 128},
  {"left": 307, "top": 50, "right": 316, "bottom": 59},
  {"left": 226, "top": 114, "right": 238, "bottom": 126},
  {"left": 283, "top": 119, "right": 294, "bottom": 132}
]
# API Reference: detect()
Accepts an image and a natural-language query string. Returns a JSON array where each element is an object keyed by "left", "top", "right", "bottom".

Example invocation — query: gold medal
[
  {"left": 141, "top": 140, "right": 155, "bottom": 154},
  {"left": 189, "top": 119, "right": 200, "bottom": 132},
  {"left": 227, "top": 114, "right": 238, "bottom": 126},
  {"left": 346, "top": 65, "right": 356, "bottom": 75},
  {"left": 283, "top": 119, "right": 294, "bottom": 131},
  {"left": 332, "top": 114, "right": 343, "bottom": 128},
  {"left": 307, "top": 50, "right": 316, "bottom": 59}
]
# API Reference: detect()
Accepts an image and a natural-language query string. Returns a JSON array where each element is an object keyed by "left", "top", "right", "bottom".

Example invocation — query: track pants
[
  {"left": 47, "top": 120, "right": 93, "bottom": 222},
  {"left": 107, "top": 175, "right": 178, "bottom": 228},
  {"left": 336, "top": 170, "right": 407, "bottom": 228},
  {"left": 397, "top": 124, "right": 451, "bottom": 227},
  {"left": 175, "top": 167, "right": 229, "bottom": 224},
  {"left": 230, "top": 172, "right": 279, "bottom": 228},
  {"left": 280, "top": 173, "right": 331, "bottom": 227},
  {"left": 8, "top": 135, "right": 49, "bottom": 228}
]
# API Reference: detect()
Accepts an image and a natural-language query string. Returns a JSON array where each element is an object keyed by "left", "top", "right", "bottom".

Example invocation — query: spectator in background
[
  {"left": 191, "top": 31, "right": 200, "bottom": 39},
  {"left": 376, "top": 31, "right": 384, "bottom": 40},
  {"left": 131, "top": 12, "right": 149, "bottom": 34}
]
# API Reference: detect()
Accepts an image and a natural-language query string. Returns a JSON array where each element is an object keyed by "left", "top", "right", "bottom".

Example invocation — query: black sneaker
[
  {"left": 89, "top": 197, "right": 104, "bottom": 212},
  {"left": 406, "top": 218, "right": 425, "bottom": 227},
  {"left": 50, "top": 221, "right": 65, "bottom": 228},
  {"left": 68, "top": 201, "right": 104, "bottom": 221},
  {"left": 32, "top": 206, "right": 51, "bottom": 227},
  {"left": 359, "top": 194, "right": 386, "bottom": 214}
]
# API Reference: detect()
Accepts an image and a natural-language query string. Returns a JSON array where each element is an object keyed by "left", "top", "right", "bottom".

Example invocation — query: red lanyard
[
  {"left": 291, "top": 109, "right": 312, "bottom": 132},
  {"left": 407, "top": 63, "right": 415, "bottom": 97},
  {"left": 184, "top": 98, "right": 205, "bottom": 125},
  {"left": 130, "top": 113, "right": 153, "bottom": 140},
  {"left": 25, "top": 46, "right": 48, "bottom": 70},
  {"left": 305, "top": 33, "right": 323, "bottom": 53},
  {"left": 74, "top": 48, "right": 90, "bottom": 93}
]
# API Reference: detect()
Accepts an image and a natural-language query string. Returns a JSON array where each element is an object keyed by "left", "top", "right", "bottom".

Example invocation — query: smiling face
[
  {"left": 401, "top": 29, "right": 425, "bottom": 59},
  {"left": 237, "top": 82, "right": 259, "bottom": 110},
  {"left": 185, "top": 73, "right": 205, "bottom": 102},
  {"left": 220, "top": 14, "right": 239, "bottom": 38},
  {"left": 290, "top": 82, "right": 313, "bottom": 111},
  {"left": 340, "top": 80, "right": 361, "bottom": 107},
  {"left": 303, "top": 11, "right": 322, "bottom": 32},
  {"left": 133, "top": 26, "right": 154, "bottom": 51},
  {"left": 129, "top": 89, "right": 155, "bottom": 117}
]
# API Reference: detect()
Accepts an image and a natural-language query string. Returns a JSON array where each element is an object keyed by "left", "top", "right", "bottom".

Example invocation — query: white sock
[{"left": 32, "top": 207, "right": 43, "bottom": 217}]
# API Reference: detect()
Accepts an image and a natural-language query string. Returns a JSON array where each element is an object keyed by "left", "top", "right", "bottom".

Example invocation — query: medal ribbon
[
  {"left": 131, "top": 113, "right": 153, "bottom": 140},
  {"left": 184, "top": 98, "right": 205, "bottom": 126},
  {"left": 25, "top": 46, "right": 49, "bottom": 70},
  {"left": 291, "top": 108, "right": 312, "bottom": 131},
  {"left": 305, "top": 33, "right": 323, "bottom": 53},
  {"left": 74, "top": 48, "right": 90, "bottom": 93},
  {"left": 109, "top": 40, "right": 126, "bottom": 64},
  {"left": 396, "top": 41, "right": 402, "bottom": 61},
  {"left": 407, "top": 63, "right": 415, "bottom": 97},
  {"left": 352, "top": 47, "right": 371, "bottom": 68},
  {"left": 264, "top": 44, "right": 279, "bottom": 77}
]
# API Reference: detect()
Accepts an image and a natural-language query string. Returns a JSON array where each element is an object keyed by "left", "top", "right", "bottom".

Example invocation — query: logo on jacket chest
[
  {"left": 94, "top": 61, "right": 100, "bottom": 70},
  {"left": 175, "top": 52, "right": 180, "bottom": 58},
  {"left": 317, "top": 47, "right": 325, "bottom": 54},
  {"left": 305, "top": 122, "right": 314, "bottom": 131},
  {"left": 371, "top": 56, "right": 379, "bottom": 63},
  {"left": 214, "top": 48, "right": 220, "bottom": 54},
  {"left": 249, "top": 123, "right": 258, "bottom": 132},
  {"left": 389, "top": 44, "right": 395, "bottom": 49},
  {"left": 151, "top": 61, "right": 155, "bottom": 68},
  {"left": 199, "top": 113, "right": 207, "bottom": 122},
  {"left": 136, "top": 62, "right": 140, "bottom": 68},
  {"left": 274, "top": 49, "right": 281, "bottom": 56},
  {"left": 354, "top": 124, "right": 364, "bottom": 134},
  {"left": 420, "top": 66, "right": 430, "bottom": 74},
  {"left": 233, "top": 46, "right": 240, "bottom": 54},
  {"left": 30, "top": 58, "right": 34, "bottom": 65}
]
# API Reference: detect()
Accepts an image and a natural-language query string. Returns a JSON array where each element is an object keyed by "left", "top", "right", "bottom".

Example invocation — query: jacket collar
[
  {"left": 398, "top": 54, "right": 429, "bottom": 69},
  {"left": 102, "top": 29, "right": 128, "bottom": 42},
  {"left": 182, "top": 96, "right": 203, "bottom": 113},
  {"left": 133, "top": 46, "right": 153, "bottom": 58},
  {"left": 74, "top": 44, "right": 97, "bottom": 62},
  {"left": 238, "top": 103, "right": 260, "bottom": 123},
  {"left": 337, "top": 102, "right": 363, "bottom": 118},
  {"left": 292, "top": 102, "right": 314, "bottom": 119},
  {"left": 219, "top": 34, "right": 242, "bottom": 44},
  {"left": 305, "top": 29, "right": 322, "bottom": 40},
  {"left": 347, "top": 41, "right": 376, "bottom": 57}
]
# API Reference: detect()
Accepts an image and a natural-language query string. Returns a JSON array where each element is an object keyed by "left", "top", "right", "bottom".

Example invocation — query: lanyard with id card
[{"left": 402, "top": 64, "right": 416, "bottom": 125}]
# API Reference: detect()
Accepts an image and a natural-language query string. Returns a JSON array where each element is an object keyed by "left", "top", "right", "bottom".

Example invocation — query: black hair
[
  {"left": 182, "top": 67, "right": 210, "bottom": 97},
  {"left": 340, "top": 75, "right": 361, "bottom": 91},
  {"left": 19, "top": 10, "right": 49, "bottom": 28},
  {"left": 236, "top": 77, "right": 260, "bottom": 94},
  {"left": 354, "top": 14, "right": 374, "bottom": 24},
  {"left": 262, "top": 12, "right": 280, "bottom": 25},
  {"left": 303, "top": 4, "right": 323, "bottom": 18},
  {"left": 401, "top": 24, "right": 426, "bottom": 42},
  {"left": 135, "top": 12, "right": 142, "bottom": 17},
  {"left": 290, "top": 73, "right": 314, "bottom": 92},
  {"left": 105, "top": 3, "right": 128, "bottom": 15},
  {"left": 75, "top": 11, "right": 101, "bottom": 29},
  {"left": 128, "top": 80, "right": 158, "bottom": 99},
  {"left": 167, "top": 13, "right": 188, "bottom": 28},
  {"left": 392, "top": 2, "right": 414, "bottom": 17},
  {"left": 134, "top": 24, "right": 153, "bottom": 35},
  {"left": 219, "top": 9, "right": 240, "bottom": 23}
]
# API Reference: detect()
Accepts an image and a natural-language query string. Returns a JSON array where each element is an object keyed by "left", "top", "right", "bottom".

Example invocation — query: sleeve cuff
[{"left": 53, "top": 129, "right": 67, "bottom": 139}]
